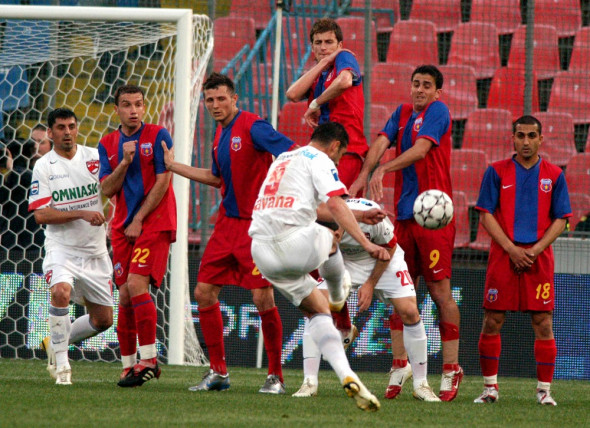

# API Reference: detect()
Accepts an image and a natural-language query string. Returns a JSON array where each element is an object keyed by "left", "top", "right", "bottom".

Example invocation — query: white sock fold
[
  {"left": 403, "top": 319, "right": 428, "bottom": 387},
  {"left": 69, "top": 314, "right": 100, "bottom": 344},
  {"left": 49, "top": 305, "right": 71, "bottom": 368},
  {"left": 308, "top": 313, "right": 353, "bottom": 383},
  {"left": 318, "top": 249, "right": 346, "bottom": 303}
]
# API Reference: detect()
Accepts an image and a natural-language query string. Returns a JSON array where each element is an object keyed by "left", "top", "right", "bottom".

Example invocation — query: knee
[
  {"left": 397, "top": 307, "right": 420, "bottom": 325},
  {"left": 50, "top": 283, "right": 71, "bottom": 307},
  {"left": 252, "top": 288, "right": 275, "bottom": 311},
  {"left": 194, "top": 283, "right": 217, "bottom": 307},
  {"left": 482, "top": 313, "right": 504, "bottom": 335},
  {"left": 92, "top": 312, "right": 114, "bottom": 331}
]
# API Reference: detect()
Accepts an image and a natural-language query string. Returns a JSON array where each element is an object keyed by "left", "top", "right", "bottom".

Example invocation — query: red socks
[
  {"left": 478, "top": 333, "right": 501, "bottom": 377},
  {"left": 117, "top": 304, "right": 137, "bottom": 357},
  {"left": 199, "top": 302, "right": 227, "bottom": 374},
  {"left": 331, "top": 301, "right": 352, "bottom": 331},
  {"left": 535, "top": 339, "right": 556, "bottom": 383},
  {"left": 131, "top": 293, "right": 157, "bottom": 348},
  {"left": 260, "top": 306, "right": 284, "bottom": 382}
]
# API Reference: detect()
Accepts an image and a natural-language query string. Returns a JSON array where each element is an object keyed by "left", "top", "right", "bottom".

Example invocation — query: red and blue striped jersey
[
  {"left": 98, "top": 123, "right": 177, "bottom": 234},
  {"left": 211, "top": 110, "right": 294, "bottom": 219},
  {"left": 309, "top": 51, "right": 368, "bottom": 157},
  {"left": 475, "top": 157, "right": 572, "bottom": 243},
  {"left": 379, "top": 101, "right": 452, "bottom": 220}
]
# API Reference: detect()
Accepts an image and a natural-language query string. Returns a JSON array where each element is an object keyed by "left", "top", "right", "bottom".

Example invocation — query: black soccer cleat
[{"left": 117, "top": 363, "right": 161, "bottom": 387}]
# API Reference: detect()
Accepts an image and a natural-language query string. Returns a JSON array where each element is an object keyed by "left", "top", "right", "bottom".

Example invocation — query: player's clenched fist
[
  {"left": 81, "top": 210, "right": 106, "bottom": 226},
  {"left": 122, "top": 141, "right": 136, "bottom": 164}
]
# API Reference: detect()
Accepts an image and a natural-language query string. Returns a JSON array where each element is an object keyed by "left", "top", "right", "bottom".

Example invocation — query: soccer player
[
  {"left": 286, "top": 17, "right": 368, "bottom": 346},
  {"left": 31, "top": 123, "right": 52, "bottom": 156},
  {"left": 473, "top": 115, "right": 571, "bottom": 406},
  {"left": 99, "top": 84, "right": 177, "bottom": 387},
  {"left": 348, "top": 65, "right": 463, "bottom": 401},
  {"left": 249, "top": 122, "right": 387, "bottom": 411},
  {"left": 28, "top": 108, "right": 113, "bottom": 385},
  {"left": 292, "top": 197, "right": 440, "bottom": 402},
  {"left": 161, "top": 73, "right": 294, "bottom": 394}
]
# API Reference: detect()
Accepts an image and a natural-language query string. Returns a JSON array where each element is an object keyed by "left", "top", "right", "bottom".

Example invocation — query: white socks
[
  {"left": 301, "top": 318, "right": 321, "bottom": 383},
  {"left": 403, "top": 320, "right": 428, "bottom": 388},
  {"left": 49, "top": 305, "right": 71, "bottom": 368},
  {"left": 69, "top": 314, "right": 100, "bottom": 344},
  {"left": 318, "top": 250, "right": 346, "bottom": 303},
  {"left": 308, "top": 313, "right": 353, "bottom": 383}
]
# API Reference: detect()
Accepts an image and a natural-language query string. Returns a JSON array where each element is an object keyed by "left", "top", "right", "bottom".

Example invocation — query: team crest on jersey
[
  {"left": 231, "top": 136, "right": 242, "bottom": 151},
  {"left": 86, "top": 160, "right": 99, "bottom": 174},
  {"left": 114, "top": 262, "right": 124, "bottom": 278},
  {"left": 540, "top": 178, "right": 552, "bottom": 193},
  {"left": 44, "top": 270, "right": 53, "bottom": 285},
  {"left": 30, "top": 180, "right": 39, "bottom": 196},
  {"left": 140, "top": 142, "right": 153, "bottom": 156},
  {"left": 486, "top": 288, "right": 498, "bottom": 303},
  {"left": 413, "top": 117, "right": 424, "bottom": 132}
]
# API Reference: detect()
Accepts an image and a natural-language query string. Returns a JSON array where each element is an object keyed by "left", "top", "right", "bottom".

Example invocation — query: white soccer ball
[{"left": 413, "top": 189, "right": 454, "bottom": 230}]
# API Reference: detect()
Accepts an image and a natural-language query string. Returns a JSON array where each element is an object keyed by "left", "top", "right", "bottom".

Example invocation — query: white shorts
[
  {"left": 42, "top": 249, "right": 114, "bottom": 307},
  {"left": 319, "top": 247, "right": 416, "bottom": 304},
  {"left": 251, "top": 223, "right": 334, "bottom": 307}
]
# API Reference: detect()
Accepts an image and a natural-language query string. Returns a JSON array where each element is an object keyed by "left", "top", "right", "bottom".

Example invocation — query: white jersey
[
  {"left": 249, "top": 146, "right": 347, "bottom": 238},
  {"left": 28, "top": 145, "right": 108, "bottom": 257}
]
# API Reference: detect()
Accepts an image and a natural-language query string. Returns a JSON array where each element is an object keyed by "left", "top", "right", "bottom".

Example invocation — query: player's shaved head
[
  {"left": 203, "top": 72, "right": 235, "bottom": 95},
  {"left": 311, "top": 122, "right": 349, "bottom": 149}
]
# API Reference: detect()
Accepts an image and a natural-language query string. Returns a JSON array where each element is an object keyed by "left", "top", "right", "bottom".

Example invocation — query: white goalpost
[{"left": 0, "top": 5, "right": 212, "bottom": 365}]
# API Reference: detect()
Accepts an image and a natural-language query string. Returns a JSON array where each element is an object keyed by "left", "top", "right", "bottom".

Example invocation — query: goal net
[{"left": 0, "top": 6, "right": 212, "bottom": 366}]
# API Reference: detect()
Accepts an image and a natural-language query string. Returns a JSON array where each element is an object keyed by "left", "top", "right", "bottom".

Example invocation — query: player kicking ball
[{"left": 292, "top": 198, "right": 440, "bottom": 402}]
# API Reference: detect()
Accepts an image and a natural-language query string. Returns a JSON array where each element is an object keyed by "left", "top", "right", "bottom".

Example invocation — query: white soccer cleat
[
  {"left": 412, "top": 380, "right": 441, "bottom": 402},
  {"left": 342, "top": 375, "right": 381, "bottom": 412},
  {"left": 41, "top": 336, "right": 57, "bottom": 379},
  {"left": 329, "top": 270, "right": 352, "bottom": 312},
  {"left": 55, "top": 366, "right": 72, "bottom": 385},
  {"left": 474, "top": 385, "right": 499, "bottom": 403},
  {"left": 537, "top": 389, "right": 557, "bottom": 406},
  {"left": 341, "top": 325, "right": 359, "bottom": 351},
  {"left": 385, "top": 364, "right": 412, "bottom": 399},
  {"left": 292, "top": 378, "right": 318, "bottom": 398}
]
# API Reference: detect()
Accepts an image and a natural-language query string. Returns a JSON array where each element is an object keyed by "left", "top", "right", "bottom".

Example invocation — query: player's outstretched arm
[
  {"left": 316, "top": 202, "right": 386, "bottom": 224},
  {"left": 348, "top": 135, "right": 390, "bottom": 198},
  {"left": 34, "top": 206, "right": 106, "bottom": 226},
  {"left": 358, "top": 245, "right": 396, "bottom": 312},
  {"left": 161, "top": 141, "right": 221, "bottom": 188}
]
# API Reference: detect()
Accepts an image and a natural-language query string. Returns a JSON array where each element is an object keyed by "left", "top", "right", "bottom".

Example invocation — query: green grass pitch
[{"left": 1, "top": 359, "right": 589, "bottom": 427}]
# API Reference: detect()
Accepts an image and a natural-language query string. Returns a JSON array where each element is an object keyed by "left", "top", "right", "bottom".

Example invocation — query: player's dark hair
[
  {"left": 310, "top": 18, "right": 343, "bottom": 43},
  {"left": 203, "top": 72, "right": 235, "bottom": 94},
  {"left": 311, "top": 122, "right": 349, "bottom": 149},
  {"left": 412, "top": 65, "right": 444, "bottom": 89},
  {"left": 47, "top": 108, "right": 78, "bottom": 129},
  {"left": 114, "top": 84, "right": 145, "bottom": 106},
  {"left": 513, "top": 115, "right": 542, "bottom": 135}
]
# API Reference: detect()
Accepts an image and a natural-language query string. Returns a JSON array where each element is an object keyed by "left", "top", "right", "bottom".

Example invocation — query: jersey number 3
[{"left": 263, "top": 160, "right": 290, "bottom": 196}]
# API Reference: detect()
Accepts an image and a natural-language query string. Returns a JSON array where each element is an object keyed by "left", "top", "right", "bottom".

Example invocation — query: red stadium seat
[
  {"left": 446, "top": 22, "right": 501, "bottom": 80},
  {"left": 569, "top": 27, "right": 590, "bottom": 73},
  {"left": 370, "top": 62, "right": 414, "bottom": 111},
  {"left": 409, "top": 0, "right": 461, "bottom": 33},
  {"left": 547, "top": 71, "right": 590, "bottom": 124},
  {"left": 450, "top": 148, "right": 489, "bottom": 206},
  {"left": 565, "top": 153, "right": 590, "bottom": 195},
  {"left": 381, "top": 187, "right": 396, "bottom": 218},
  {"left": 487, "top": 67, "right": 540, "bottom": 121},
  {"left": 534, "top": 0, "right": 581, "bottom": 38},
  {"left": 229, "top": 0, "right": 272, "bottom": 31},
  {"left": 469, "top": 218, "right": 492, "bottom": 251},
  {"left": 508, "top": 25, "right": 560, "bottom": 80},
  {"left": 386, "top": 20, "right": 438, "bottom": 66},
  {"left": 452, "top": 190, "right": 471, "bottom": 248},
  {"left": 470, "top": 0, "right": 521, "bottom": 35},
  {"left": 462, "top": 108, "right": 513, "bottom": 164},
  {"left": 350, "top": 0, "right": 398, "bottom": 33},
  {"left": 438, "top": 65, "right": 478, "bottom": 120},
  {"left": 370, "top": 104, "right": 390, "bottom": 141},
  {"left": 278, "top": 101, "right": 311, "bottom": 147},
  {"left": 335, "top": 17, "right": 378, "bottom": 72},
  {"left": 569, "top": 192, "right": 590, "bottom": 231},
  {"left": 533, "top": 112, "right": 577, "bottom": 167},
  {"left": 213, "top": 17, "right": 256, "bottom": 62}
]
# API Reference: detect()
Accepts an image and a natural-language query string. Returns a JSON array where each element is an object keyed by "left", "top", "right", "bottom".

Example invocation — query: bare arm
[
  {"left": 161, "top": 141, "right": 221, "bottom": 188},
  {"left": 348, "top": 135, "right": 390, "bottom": 197},
  {"left": 303, "top": 69, "right": 354, "bottom": 128},
  {"left": 358, "top": 245, "right": 396, "bottom": 312},
  {"left": 101, "top": 141, "right": 136, "bottom": 198},
  {"left": 529, "top": 218, "right": 567, "bottom": 260},
  {"left": 369, "top": 138, "right": 433, "bottom": 201},
  {"left": 34, "top": 206, "right": 106, "bottom": 226},
  {"left": 316, "top": 202, "right": 386, "bottom": 224},
  {"left": 326, "top": 196, "right": 390, "bottom": 261}
]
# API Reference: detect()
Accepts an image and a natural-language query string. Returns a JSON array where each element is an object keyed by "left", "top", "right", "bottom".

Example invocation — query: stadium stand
[
  {"left": 547, "top": 71, "right": 590, "bottom": 124},
  {"left": 533, "top": 112, "right": 577, "bottom": 167},
  {"left": 349, "top": 0, "right": 398, "bottom": 34},
  {"left": 470, "top": 0, "right": 521, "bottom": 35},
  {"left": 335, "top": 16, "right": 378, "bottom": 72},
  {"left": 381, "top": 186, "right": 396, "bottom": 218},
  {"left": 282, "top": 16, "right": 314, "bottom": 74},
  {"left": 439, "top": 65, "right": 478, "bottom": 121},
  {"left": 462, "top": 108, "right": 513, "bottom": 163},
  {"left": 369, "top": 103, "right": 390, "bottom": 141},
  {"left": 450, "top": 148, "right": 489, "bottom": 206},
  {"left": 569, "top": 193, "right": 590, "bottom": 231},
  {"left": 386, "top": 19, "right": 438, "bottom": 66},
  {"left": 229, "top": 0, "right": 273, "bottom": 31},
  {"left": 568, "top": 26, "right": 590, "bottom": 73},
  {"left": 278, "top": 101, "right": 311, "bottom": 146},
  {"left": 565, "top": 153, "right": 590, "bottom": 195},
  {"left": 370, "top": 62, "right": 414, "bottom": 112},
  {"left": 487, "top": 67, "right": 540, "bottom": 120},
  {"left": 533, "top": 0, "right": 581, "bottom": 38},
  {"left": 452, "top": 190, "right": 471, "bottom": 248},
  {"left": 508, "top": 25, "right": 560, "bottom": 80},
  {"left": 408, "top": 0, "right": 461, "bottom": 33},
  {"left": 212, "top": 16, "right": 256, "bottom": 62},
  {"left": 446, "top": 22, "right": 501, "bottom": 80},
  {"left": 469, "top": 218, "right": 492, "bottom": 251}
]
